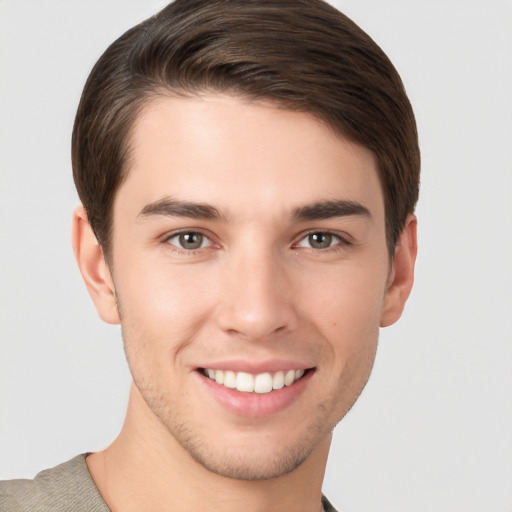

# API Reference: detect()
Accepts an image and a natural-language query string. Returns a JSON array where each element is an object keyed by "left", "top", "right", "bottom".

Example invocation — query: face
[{"left": 86, "top": 94, "right": 410, "bottom": 480}]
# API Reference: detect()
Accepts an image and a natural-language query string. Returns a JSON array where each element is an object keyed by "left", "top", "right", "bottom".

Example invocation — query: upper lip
[{"left": 193, "top": 359, "right": 315, "bottom": 374}]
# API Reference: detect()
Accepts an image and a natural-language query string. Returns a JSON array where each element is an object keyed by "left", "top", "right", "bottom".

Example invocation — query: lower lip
[{"left": 196, "top": 370, "right": 313, "bottom": 418}]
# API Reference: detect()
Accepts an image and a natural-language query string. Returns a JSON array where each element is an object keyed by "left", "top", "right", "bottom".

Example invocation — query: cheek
[
  {"left": 301, "top": 263, "right": 386, "bottom": 377},
  {"left": 117, "top": 247, "right": 211, "bottom": 319},
  {"left": 303, "top": 263, "right": 387, "bottom": 334},
  {"left": 113, "top": 256, "right": 216, "bottom": 366},
  {"left": 298, "top": 269, "right": 383, "bottom": 423}
]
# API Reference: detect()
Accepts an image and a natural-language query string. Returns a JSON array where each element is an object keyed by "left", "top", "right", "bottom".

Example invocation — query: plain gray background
[{"left": 1, "top": 1, "right": 511, "bottom": 511}]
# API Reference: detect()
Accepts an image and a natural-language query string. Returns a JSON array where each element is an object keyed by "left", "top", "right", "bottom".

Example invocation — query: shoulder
[
  {"left": 0, "top": 455, "right": 110, "bottom": 512},
  {"left": 322, "top": 494, "right": 340, "bottom": 512}
]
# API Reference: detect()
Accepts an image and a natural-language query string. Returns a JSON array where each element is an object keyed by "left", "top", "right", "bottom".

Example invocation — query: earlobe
[
  {"left": 71, "top": 205, "right": 120, "bottom": 325},
  {"left": 380, "top": 214, "right": 418, "bottom": 327}
]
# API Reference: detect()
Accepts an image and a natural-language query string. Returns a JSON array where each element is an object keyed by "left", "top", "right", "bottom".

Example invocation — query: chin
[
  {"left": 156, "top": 403, "right": 335, "bottom": 481},
  {"left": 180, "top": 430, "right": 320, "bottom": 481}
]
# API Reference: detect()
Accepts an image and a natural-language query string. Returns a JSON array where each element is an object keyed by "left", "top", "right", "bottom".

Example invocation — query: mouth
[{"left": 199, "top": 368, "right": 310, "bottom": 394}]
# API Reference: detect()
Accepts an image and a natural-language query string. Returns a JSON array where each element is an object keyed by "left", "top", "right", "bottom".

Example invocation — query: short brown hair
[{"left": 72, "top": 0, "right": 420, "bottom": 258}]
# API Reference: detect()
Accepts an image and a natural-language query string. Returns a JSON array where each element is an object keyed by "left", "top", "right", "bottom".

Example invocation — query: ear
[
  {"left": 380, "top": 214, "right": 418, "bottom": 327},
  {"left": 71, "top": 205, "right": 120, "bottom": 325}
]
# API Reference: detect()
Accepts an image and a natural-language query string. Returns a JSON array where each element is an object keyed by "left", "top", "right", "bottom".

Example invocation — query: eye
[
  {"left": 166, "top": 231, "right": 211, "bottom": 251},
  {"left": 296, "top": 232, "right": 343, "bottom": 250}
]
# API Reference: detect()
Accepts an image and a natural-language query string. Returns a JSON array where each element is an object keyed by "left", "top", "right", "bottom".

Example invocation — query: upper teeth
[{"left": 204, "top": 369, "right": 305, "bottom": 394}]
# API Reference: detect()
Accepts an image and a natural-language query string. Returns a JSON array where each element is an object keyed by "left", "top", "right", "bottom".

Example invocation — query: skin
[{"left": 72, "top": 94, "right": 417, "bottom": 512}]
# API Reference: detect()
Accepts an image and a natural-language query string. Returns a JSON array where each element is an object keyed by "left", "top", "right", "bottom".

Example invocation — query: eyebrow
[
  {"left": 293, "top": 200, "right": 371, "bottom": 221},
  {"left": 138, "top": 197, "right": 371, "bottom": 222},
  {"left": 138, "top": 197, "right": 224, "bottom": 220}
]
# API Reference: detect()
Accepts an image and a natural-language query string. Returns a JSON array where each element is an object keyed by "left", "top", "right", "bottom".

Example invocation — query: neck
[{"left": 87, "top": 383, "right": 331, "bottom": 512}]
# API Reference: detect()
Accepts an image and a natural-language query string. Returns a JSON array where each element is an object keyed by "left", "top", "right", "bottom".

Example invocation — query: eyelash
[
  {"left": 292, "top": 230, "right": 351, "bottom": 252},
  {"left": 163, "top": 229, "right": 351, "bottom": 255},
  {"left": 164, "top": 230, "right": 215, "bottom": 254}
]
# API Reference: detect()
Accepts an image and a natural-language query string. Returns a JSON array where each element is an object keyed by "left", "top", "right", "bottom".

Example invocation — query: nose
[{"left": 215, "top": 247, "right": 297, "bottom": 341}]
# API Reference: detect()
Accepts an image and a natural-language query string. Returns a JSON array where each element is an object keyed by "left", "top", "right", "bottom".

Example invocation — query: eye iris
[
  {"left": 309, "top": 233, "right": 332, "bottom": 249},
  {"left": 179, "top": 232, "right": 203, "bottom": 250}
]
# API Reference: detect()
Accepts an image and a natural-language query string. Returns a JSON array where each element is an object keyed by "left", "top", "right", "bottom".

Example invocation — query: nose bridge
[{"left": 217, "top": 242, "right": 296, "bottom": 340}]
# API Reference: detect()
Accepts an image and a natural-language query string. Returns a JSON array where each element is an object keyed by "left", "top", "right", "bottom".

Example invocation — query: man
[{"left": 0, "top": 0, "right": 419, "bottom": 510}]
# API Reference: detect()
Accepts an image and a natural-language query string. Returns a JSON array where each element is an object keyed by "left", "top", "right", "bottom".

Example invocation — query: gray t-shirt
[
  {"left": 0, "top": 455, "right": 338, "bottom": 511},
  {"left": 0, "top": 455, "right": 109, "bottom": 512}
]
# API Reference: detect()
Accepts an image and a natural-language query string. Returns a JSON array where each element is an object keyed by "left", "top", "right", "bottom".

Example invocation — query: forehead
[{"left": 117, "top": 94, "right": 383, "bottom": 222}]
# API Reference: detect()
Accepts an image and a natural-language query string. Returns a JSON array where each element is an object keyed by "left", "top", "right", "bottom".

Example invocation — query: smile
[{"left": 200, "top": 368, "right": 307, "bottom": 394}]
